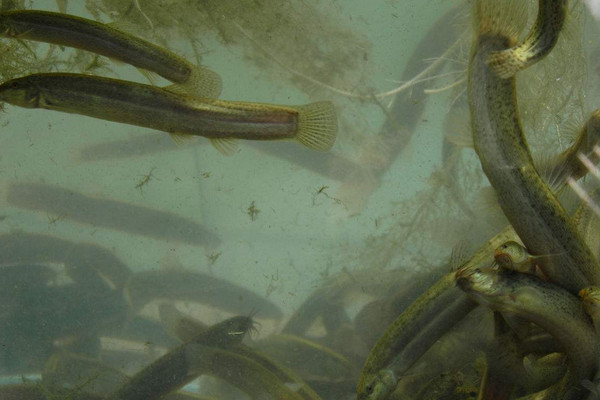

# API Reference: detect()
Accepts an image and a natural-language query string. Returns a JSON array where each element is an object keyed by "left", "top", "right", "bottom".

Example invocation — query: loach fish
[
  {"left": 109, "top": 315, "right": 257, "bottom": 400},
  {"left": 487, "top": 0, "right": 569, "bottom": 78},
  {"left": 0, "top": 232, "right": 133, "bottom": 292},
  {"left": 457, "top": 268, "right": 599, "bottom": 400},
  {"left": 0, "top": 10, "right": 221, "bottom": 98},
  {"left": 42, "top": 352, "right": 221, "bottom": 400},
  {"left": 0, "top": 383, "right": 106, "bottom": 400},
  {"left": 158, "top": 306, "right": 319, "bottom": 399},
  {"left": 230, "top": 344, "right": 322, "bottom": 400},
  {"left": 6, "top": 182, "right": 220, "bottom": 248},
  {"left": 125, "top": 268, "right": 283, "bottom": 319},
  {"left": 468, "top": 0, "right": 600, "bottom": 294},
  {"left": 356, "top": 225, "right": 518, "bottom": 400},
  {"left": 186, "top": 345, "right": 306, "bottom": 400},
  {"left": 493, "top": 240, "right": 556, "bottom": 278},
  {"left": 158, "top": 304, "right": 257, "bottom": 346},
  {"left": 0, "top": 73, "right": 338, "bottom": 154},
  {"left": 542, "top": 110, "right": 600, "bottom": 189}
]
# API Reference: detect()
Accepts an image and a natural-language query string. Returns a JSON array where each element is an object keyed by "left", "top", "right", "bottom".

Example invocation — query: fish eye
[{"left": 9, "top": 81, "right": 20, "bottom": 89}]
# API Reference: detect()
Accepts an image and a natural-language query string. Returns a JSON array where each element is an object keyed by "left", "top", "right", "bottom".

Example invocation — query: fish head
[
  {"left": 0, "top": 77, "right": 39, "bottom": 108},
  {"left": 456, "top": 267, "right": 508, "bottom": 307},
  {"left": 358, "top": 369, "right": 396, "bottom": 400}
]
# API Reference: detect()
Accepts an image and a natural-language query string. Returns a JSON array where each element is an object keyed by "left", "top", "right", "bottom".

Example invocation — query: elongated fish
[
  {"left": 0, "top": 232, "right": 133, "bottom": 291},
  {"left": 493, "top": 240, "right": 552, "bottom": 278},
  {"left": 357, "top": 225, "right": 518, "bottom": 400},
  {"left": 0, "top": 73, "right": 337, "bottom": 153},
  {"left": 0, "top": 10, "right": 221, "bottom": 97},
  {"left": 457, "top": 268, "right": 599, "bottom": 400},
  {"left": 158, "top": 304, "right": 256, "bottom": 346},
  {"left": 125, "top": 269, "right": 283, "bottom": 319},
  {"left": 6, "top": 182, "right": 220, "bottom": 248},
  {"left": 110, "top": 315, "right": 257, "bottom": 400},
  {"left": 43, "top": 352, "right": 221, "bottom": 400},
  {"left": 468, "top": 0, "right": 600, "bottom": 294}
]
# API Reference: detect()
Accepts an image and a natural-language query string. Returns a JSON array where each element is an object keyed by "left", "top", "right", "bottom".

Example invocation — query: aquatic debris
[{"left": 246, "top": 200, "right": 259, "bottom": 221}]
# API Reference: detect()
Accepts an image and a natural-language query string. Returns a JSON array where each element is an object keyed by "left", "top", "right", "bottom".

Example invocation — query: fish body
[
  {"left": 357, "top": 273, "right": 474, "bottom": 400},
  {"left": 125, "top": 269, "right": 283, "bottom": 319},
  {"left": 357, "top": 226, "right": 518, "bottom": 400},
  {"left": 468, "top": 0, "right": 600, "bottom": 294},
  {"left": 493, "top": 240, "right": 552, "bottom": 279},
  {"left": 0, "top": 10, "right": 221, "bottom": 97},
  {"left": 457, "top": 268, "right": 599, "bottom": 400},
  {"left": 487, "top": 0, "right": 568, "bottom": 78},
  {"left": 0, "top": 73, "right": 337, "bottom": 152}
]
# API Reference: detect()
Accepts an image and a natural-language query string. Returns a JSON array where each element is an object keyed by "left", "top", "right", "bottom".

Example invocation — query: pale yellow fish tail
[
  {"left": 486, "top": 0, "right": 568, "bottom": 78},
  {"left": 487, "top": 50, "right": 527, "bottom": 79},
  {"left": 166, "top": 64, "right": 223, "bottom": 99},
  {"left": 293, "top": 101, "right": 338, "bottom": 151}
]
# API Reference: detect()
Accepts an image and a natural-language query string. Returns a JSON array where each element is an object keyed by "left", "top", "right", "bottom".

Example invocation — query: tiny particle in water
[{"left": 247, "top": 201, "right": 260, "bottom": 221}]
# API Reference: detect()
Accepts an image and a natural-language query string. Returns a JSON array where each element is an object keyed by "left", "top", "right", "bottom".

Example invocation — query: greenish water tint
[{"left": 1, "top": 0, "right": 599, "bottom": 399}]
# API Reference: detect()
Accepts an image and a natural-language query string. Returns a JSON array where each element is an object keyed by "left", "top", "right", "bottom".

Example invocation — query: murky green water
[{"left": 1, "top": 0, "right": 599, "bottom": 399}]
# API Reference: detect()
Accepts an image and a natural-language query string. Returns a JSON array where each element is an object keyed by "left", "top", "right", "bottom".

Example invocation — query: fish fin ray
[
  {"left": 169, "top": 132, "right": 194, "bottom": 145},
  {"left": 137, "top": 68, "right": 161, "bottom": 86},
  {"left": 210, "top": 138, "right": 238, "bottom": 156},
  {"left": 293, "top": 101, "right": 338, "bottom": 151},
  {"left": 165, "top": 65, "right": 222, "bottom": 99}
]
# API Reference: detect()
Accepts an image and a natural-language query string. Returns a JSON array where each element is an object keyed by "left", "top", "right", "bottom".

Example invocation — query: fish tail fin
[
  {"left": 537, "top": 110, "right": 600, "bottom": 191},
  {"left": 487, "top": 48, "right": 527, "bottom": 79},
  {"left": 137, "top": 67, "right": 161, "bottom": 86},
  {"left": 474, "top": 0, "right": 530, "bottom": 78},
  {"left": 166, "top": 64, "right": 223, "bottom": 99},
  {"left": 293, "top": 101, "right": 338, "bottom": 151},
  {"left": 568, "top": 176, "right": 600, "bottom": 224}
]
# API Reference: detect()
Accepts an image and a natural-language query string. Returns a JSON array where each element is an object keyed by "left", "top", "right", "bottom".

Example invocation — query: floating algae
[
  {"left": 85, "top": 0, "right": 373, "bottom": 97},
  {"left": 351, "top": 0, "right": 590, "bottom": 272},
  {"left": 83, "top": 0, "right": 380, "bottom": 154}
]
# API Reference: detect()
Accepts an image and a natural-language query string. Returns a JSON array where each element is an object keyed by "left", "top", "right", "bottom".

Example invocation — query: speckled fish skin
[
  {"left": 457, "top": 268, "right": 599, "bottom": 400},
  {"left": 468, "top": 1, "right": 600, "bottom": 295},
  {"left": 487, "top": 0, "right": 568, "bottom": 78}
]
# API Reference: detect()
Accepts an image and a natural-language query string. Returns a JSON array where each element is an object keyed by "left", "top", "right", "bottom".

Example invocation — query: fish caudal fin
[
  {"left": 166, "top": 64, "right": 223, "bottom": 99},
  {"left": 487, "top": 50, "right": 527, "bottom": 79},
  {"left": 294, "top": 101, "right": 338, "bottom": 151}
]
